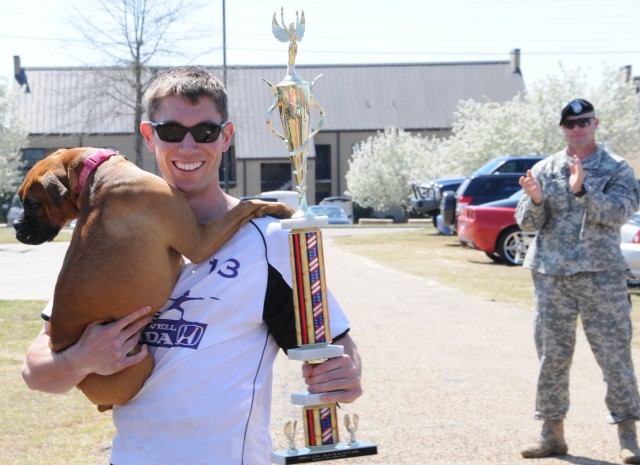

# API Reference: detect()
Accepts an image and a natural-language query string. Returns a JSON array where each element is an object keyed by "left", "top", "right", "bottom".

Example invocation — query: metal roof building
[{"left": 16, "top": 50, "right": 525, "bottom": 203}]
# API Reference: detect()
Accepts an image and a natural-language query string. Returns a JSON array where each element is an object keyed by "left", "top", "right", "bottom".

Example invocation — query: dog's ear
[{"left": 42, "top": 173, "right": 69, "bottom": 208}]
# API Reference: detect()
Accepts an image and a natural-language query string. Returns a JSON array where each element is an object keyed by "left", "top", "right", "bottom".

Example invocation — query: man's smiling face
[{"left": 141, "top": 94, "right": 232, "bottom": 197}]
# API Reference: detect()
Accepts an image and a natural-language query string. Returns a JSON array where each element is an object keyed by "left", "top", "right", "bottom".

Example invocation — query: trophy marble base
[
  {"left": 271, "top": 442, "right": 378, "bottom": 464},
  {"left": 291, "top": 392, "right": 346, "bottom": 406},
  {"left": 281, "top": 215, "right": 329, "bottom": 230},
  {"left": 287, "top": 344, "right": 344, "bottom": 362}
]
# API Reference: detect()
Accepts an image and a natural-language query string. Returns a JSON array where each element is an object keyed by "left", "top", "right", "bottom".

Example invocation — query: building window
[
  {"left": 261, "top": 163, "right": 292, "bottom": 192},
  {"left": 22, "top": 148, "right": 46, "bottom": 171},
  {"left": 218, "top": 147, "right": 236, "bottom": 187},
  {"left": 314, "top": 144, "right": 331, "bottom": 203},
  {"left": 315, "top": 144, "right": 331, "bottom": 181}
]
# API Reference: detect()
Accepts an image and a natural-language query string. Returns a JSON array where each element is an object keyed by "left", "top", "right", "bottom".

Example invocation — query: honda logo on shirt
[{"left": 143, "top": 318, "right": 207, "bottom": 349}]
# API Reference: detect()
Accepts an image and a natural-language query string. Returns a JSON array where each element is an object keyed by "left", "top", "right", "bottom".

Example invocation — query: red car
[{"left": 456, "top": 191, "right": 535, "bottom": 266}]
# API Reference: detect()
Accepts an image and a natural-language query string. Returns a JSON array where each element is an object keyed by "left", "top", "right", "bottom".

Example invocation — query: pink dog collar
[{"left": 77, "top": 149, "right": 119, "bottom": 194}]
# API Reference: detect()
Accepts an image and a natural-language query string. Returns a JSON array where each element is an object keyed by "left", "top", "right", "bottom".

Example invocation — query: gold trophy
[
  {"left": 264, "top": 8, "right": 326, "bottom": 226},
  {"left": 265, "top": 8, "right": 377, "bottom": 464}
]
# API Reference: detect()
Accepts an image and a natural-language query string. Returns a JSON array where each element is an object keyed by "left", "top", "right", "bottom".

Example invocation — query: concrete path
[
  {"left": 271, "top": 234, "right": 635, "bottom": 465},
  {"left": 0, "top": 241, "right": 69, "bottom": 300}
]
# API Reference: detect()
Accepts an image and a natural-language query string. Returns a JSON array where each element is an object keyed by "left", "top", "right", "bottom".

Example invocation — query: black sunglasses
[
  {"left": 150, "top": 121, "right": 227, "bottom": 143},
  {"left": 563, "top": 117, "right": 594, "bottom": 130}
]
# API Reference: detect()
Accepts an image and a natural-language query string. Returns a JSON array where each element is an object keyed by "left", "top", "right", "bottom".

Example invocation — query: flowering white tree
[
  {"left": 438, "top": 66, "right": 640, "bottom": 176},
  {"left": 0, "top": 77, "right": 27, "bottom": 201},
  {"left": 345, "top": 66, "right": 640, "bottom": 217},
  {"left": 345, "top": 127, "right": 436, "bottom": 212},
  {"left": 588, "top": 68, "right": 640, "bottom": 158}
]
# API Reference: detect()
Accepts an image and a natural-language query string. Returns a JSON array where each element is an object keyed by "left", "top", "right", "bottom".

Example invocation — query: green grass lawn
[
  {"left": 0, "top": 226, "right": 74, "bottom": 244},
  {"left": 333, "top": 226, "right": 537, "bottom": 308},
  {"left": 0, "top": 300, "right": 114, "bottom": 465}
]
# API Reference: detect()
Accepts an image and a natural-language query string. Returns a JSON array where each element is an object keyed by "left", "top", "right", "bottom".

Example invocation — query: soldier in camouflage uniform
[{"left": 516, "top": 98, "right": 640, "bottom": 464}]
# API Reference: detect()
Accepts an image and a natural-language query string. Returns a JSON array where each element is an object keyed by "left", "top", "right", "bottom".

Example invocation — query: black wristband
[{"left": 574, "top": 183, "right": 589, "bottom": 198}]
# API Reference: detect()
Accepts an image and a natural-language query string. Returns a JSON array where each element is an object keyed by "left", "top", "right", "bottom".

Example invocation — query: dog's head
[{"left": 14, "top": 148, "right": 83, "bottom": 245}]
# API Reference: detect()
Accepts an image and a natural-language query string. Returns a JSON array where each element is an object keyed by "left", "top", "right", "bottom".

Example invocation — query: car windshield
[
  {"left": 310, "top": 206, "right": 346, "bottom": 218},
  {"left": 508, "top": 189, "right": 524, "bottom": 200},
  {"left": 472, "top": 158, "right": 504, "bottom": 176},
  {"left": 471, "top": 156, "right": 543, "bottom": 176}
]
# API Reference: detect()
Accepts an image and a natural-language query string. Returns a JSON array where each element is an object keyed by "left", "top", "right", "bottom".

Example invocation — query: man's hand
[
  {"left": 301, "top": 334, "right": 363, "bottom": 403},
  {"left": 519, "top": 170, "right": 543, "bottom": 205},
  {"left": 569, "top": 155, "right": 585, "bottom": 193},
  {"left": 22, "top": 306, "right": 153, "bottom": 394},
  {"left": 66, "top": 306, "right": 153, "bottom": 377}
]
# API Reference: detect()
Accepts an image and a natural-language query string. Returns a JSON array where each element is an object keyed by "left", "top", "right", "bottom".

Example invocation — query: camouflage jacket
[{"left": 515, "top": 144, "right": 639, "bottom": 275}]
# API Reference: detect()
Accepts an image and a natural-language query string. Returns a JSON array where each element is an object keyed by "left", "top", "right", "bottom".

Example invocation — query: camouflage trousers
[{"left": 532, "top": 270, "right": 640, "bottom": 423}]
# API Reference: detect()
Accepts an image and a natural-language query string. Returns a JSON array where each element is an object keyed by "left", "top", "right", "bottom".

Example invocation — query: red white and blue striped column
[{"left": 289, "top": 228, "right": 331, "bottom": 347}]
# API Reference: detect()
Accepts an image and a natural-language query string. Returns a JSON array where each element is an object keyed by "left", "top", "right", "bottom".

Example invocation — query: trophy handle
[
  {"left": 263, "top": 79, "right": 287, "bottom": 142},
  {"left": 310, "top": 74, "right": 323, "bottom": 89},
  {"left": 308, "top": 74, "right": 325, "bottom": 139},
  {"left": 265, "top": 99, "right": 287, "bottom": 142},
  {"left": 309, "top": 97, "right": 325, "bottom": 139}
]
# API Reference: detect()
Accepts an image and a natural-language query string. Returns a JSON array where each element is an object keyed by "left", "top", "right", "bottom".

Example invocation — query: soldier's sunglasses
[
  {"left": 563, "top": 118, "right": 594, "bottom": 130},
  {"left": 150, "top": 121, "right": 228, "bottom": 143}
]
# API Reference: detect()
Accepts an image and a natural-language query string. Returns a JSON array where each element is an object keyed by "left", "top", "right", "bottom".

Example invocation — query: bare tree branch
[{"left": 65, "top": 0, "right": 210, "bottom": 166}]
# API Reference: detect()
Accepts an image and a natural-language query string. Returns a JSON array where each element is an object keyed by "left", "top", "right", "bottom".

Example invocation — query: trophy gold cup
[{"left": 265, "top": 8, "right": 377, "bottom": 464}]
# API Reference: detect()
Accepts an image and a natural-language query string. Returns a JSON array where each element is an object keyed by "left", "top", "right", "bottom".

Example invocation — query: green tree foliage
[
  {"left": 345, "top": 66, "right": 640, "bottom": 213},
  {"left": 0, "top": 77, "right": 27, "bottom": 201}
]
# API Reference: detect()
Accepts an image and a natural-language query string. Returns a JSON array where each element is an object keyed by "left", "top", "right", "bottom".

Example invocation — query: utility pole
[
  {"left": 222, "top": 0, "right": 227, "bottom": 88},
  {"left": 222, "top": 0, "right": 230, "bottom": 193}
]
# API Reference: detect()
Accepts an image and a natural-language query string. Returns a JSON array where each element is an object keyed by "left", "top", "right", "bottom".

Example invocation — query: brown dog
[{"left": 14, "top": 147, "right": 293, "bottom": 408}]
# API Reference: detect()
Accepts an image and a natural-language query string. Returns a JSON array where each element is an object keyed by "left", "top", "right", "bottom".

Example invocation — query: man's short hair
[
  {"left": 144, "top": 66, "right": 228, "bottom": 122},
  {"left": 559, "top": 98, "right": 595, "bottom": 125}
]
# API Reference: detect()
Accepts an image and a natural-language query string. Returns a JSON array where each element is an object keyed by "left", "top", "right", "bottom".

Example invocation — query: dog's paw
[
  {"left": 260, "top": 202, "right": 294, "bottom": 219},
  {"left": 239, "top": 199, "right": 294, "bottom": 219}
]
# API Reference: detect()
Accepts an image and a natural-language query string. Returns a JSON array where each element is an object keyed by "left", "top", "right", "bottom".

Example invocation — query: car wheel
[
  {"left": 431, "top": 210, "right": 440, "bottom": 228},
  {"left": 440, "top": 191, "right": 457, "bottom": 226},
  {"left": 484, "top": 252, "right": 503, "bottom": 264},
  {"left": 496, "top": 226, "right": 529, "bottom": 266}
]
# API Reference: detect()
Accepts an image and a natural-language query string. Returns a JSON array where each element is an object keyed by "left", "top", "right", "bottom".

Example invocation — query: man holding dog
[{"left": 22, "top": 66, "right": 363, "bottom": 465}]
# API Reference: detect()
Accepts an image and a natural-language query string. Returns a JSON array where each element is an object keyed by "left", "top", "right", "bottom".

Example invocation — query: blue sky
[{"left": 1, "top": 0, "right": 639, "bottom": 89}]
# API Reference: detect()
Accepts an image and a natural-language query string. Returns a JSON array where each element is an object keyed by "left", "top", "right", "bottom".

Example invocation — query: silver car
[{"left": 621, "top": 210, "right": 640, "bottom": 291}]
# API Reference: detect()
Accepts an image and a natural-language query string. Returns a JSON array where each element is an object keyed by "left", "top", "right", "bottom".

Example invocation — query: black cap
[{"left": 559, "top": 99, "right": 595, "bottom": 125}]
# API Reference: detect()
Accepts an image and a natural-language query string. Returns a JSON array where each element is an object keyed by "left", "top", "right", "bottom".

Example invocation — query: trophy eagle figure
[{"left": 271, "top": 7, "right": 305, "bottom": 67}]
